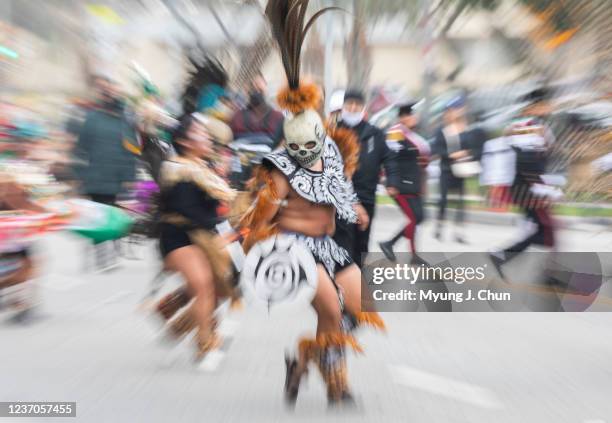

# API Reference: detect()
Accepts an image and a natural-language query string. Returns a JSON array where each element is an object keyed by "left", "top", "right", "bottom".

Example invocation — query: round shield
[{"left": 240, "top": 233, "right": 318, "bottom": 309}]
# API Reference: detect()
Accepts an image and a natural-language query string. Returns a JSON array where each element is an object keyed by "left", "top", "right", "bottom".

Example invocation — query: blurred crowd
[
  {"left": 1, "top": 67, "right": 609, "bottom": 278},
  {"left": 1, "top": 1, "right": 611, "bottom": 329},
  {"left": 1, "top": 2, "right": 612, "bottom": 419}
]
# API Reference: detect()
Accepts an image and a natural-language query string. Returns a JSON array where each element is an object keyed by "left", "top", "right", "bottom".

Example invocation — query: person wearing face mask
[
  {"left": 334, "top": 90, "right": 400, "bottom": 267},
  {"left": 73, "top": 75, "right": 138, "bottom": 271},
  {"left": 229, "top": 75, "right": 285, "bottom": 148}
]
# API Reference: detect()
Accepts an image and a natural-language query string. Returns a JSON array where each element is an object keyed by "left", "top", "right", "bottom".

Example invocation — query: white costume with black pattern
[{"left": 262, "top": 137, "right": 357, "bottom": 277}]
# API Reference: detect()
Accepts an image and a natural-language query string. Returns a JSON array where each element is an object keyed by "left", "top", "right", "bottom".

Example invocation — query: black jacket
[
  {"left": 431, "top": 126, "right": 486, "bottom": 188},
  {"left": 159, "top": 181, "right": 221, "bottom": 230},
  {"left": 73, "top": 104, "right": 137, "bottom": 196},
  {"left": 338, "top": 120, "right": 399, "bottom": 204},
  {"left": 386, "top": 124, "right": 429, "bottom": 195},
  {"left": 506, "top": 118, "right": 553, "bottom": 206}
]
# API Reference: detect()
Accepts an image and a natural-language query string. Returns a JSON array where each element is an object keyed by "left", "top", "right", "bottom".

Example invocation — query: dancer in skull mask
[{"left": 241, "top": 0, "right": 385, "bottom": 406}]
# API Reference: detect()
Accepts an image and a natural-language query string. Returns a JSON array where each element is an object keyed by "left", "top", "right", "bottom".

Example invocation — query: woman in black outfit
[
  {"left": 431, "top": 97, "right": 485, "bottom": 244},
  {"left": 156, "top": 113, "right": 236, "bottom": 362}
]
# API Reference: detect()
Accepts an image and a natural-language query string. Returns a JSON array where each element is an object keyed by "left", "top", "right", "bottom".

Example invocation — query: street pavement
[{"left": 1, "top": 207, "right": 612, "bottom": 423}]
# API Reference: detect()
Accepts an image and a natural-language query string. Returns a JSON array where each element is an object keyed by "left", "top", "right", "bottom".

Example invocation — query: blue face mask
[{"left": 341, "top": 109, "right": 365, "bottom": 127}]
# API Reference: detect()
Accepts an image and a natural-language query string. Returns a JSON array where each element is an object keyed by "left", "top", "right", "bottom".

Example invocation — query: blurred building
[{"left": 0, "top": 1, "right": 608, "bottom": 107}]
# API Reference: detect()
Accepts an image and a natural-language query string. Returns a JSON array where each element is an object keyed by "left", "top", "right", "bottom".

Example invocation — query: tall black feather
[{"left": 265, "top": 0, "right": 341, "bottom": 90}]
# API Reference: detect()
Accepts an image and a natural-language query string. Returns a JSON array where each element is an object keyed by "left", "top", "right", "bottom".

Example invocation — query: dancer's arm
[
  {"left": 252, "top": 167, "right": 289, "bottom": 223},
  {"left": 240, "top": 166, "right": 290, "bottom": 250}
]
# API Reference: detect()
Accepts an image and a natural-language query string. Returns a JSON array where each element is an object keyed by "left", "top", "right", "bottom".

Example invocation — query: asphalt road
[{"left": 1, "top": 207, "right": 611, "bottom": 423}]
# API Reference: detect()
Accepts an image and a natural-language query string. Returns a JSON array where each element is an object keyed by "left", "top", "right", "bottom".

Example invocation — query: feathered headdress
[
  {"left": 181, "top": 56, "right": 228, "bottom": 115},
  {"left": 265, "top": 0, "right": 340, "bottom": 114}
]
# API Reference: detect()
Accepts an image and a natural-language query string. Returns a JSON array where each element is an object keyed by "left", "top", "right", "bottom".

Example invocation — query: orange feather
[
  {"left": 239, "top": 165, "right": 282, "bottom": 252},
  {"left": 327, "top": 125, "right": 360, "bottom": 178},
  {"left": 277, "top": 83, "right": 321, "bottom": 114}
]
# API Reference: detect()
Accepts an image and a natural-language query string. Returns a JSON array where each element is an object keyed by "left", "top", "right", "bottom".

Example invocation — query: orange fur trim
[
  {"left": 297, "top": 338, "right": 318, "bottom": 361},
  {"left": 242, "top": 226, "right": 280, "bottom": 252},
  {"left": 298, "top": 333, "right": 364, "bottom": 359},
  {"left": 230, "top": 297, "right": 244, "bottom": 311},
  {"left": 355, "top": 312, "right": 386, "bottom": 332},
  {"left": 327, "top": 126, "right": 360, "bottom": 178},
  {"left": 239, "top": 165, "right": 281, "bottom": 252},
  {"left": 277, "top": 83, "right": 321, "bottom": 114},
  {"left": 240, "top": 166, "right": 277, "bottom": 227}
]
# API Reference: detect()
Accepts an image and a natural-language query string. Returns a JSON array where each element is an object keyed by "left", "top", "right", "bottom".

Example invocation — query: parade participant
[
  {"left": 228, "top": 74, "right": 282, "bottom": 218},
  {"left": 73, "top": 76, "right": 138, "bottom": 270},
  {"left": 156, "top": 113, "right": 237, "bottom": 363},
  {"left": 240, "top": 0, "right": 385, "bottom": 406},
  {"left": 181, "top": 56, "right": 229, "bottom": 117},
  {"left": 379, "top": 102, "right": 430, "bottom": 263},
  {"left": 74, "top": 76, "right": 137, "bottom": 205},
  {"left": 326, "top": 90, "right": 346, "bottom": 126},
  {"left": 229, "top": 73, "right": 285, "bottom": 148},
  {"left": 480, "top": 135, "right": 515, "bottom": 211},
  {"left": 150, "top": 57, "right": 245, "bottom": 331},
  {"left": 334, "top": 90, "right": 400, "bottom": 267},
  {"left": 431, "top": 96, "right": 483, "bottom": 244},
  {"left": 489, "top": 88, "right": 560, "bottom": 278}
]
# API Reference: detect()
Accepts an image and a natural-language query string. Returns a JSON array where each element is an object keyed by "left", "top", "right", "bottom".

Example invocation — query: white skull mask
[{"left": 283, "top": 110, "right": 325, "bottom": 168}]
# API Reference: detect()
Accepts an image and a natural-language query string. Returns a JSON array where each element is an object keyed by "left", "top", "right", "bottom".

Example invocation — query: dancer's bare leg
[
  {"left": 336, "top": 263, "right": 385, "bottom": 331},
  {"left": 311, "top": 265, "right": 342, "bottom": 334},
  {"left": 334, "top": 264, "right": 361, "bottom": 316},
  {"left": 164, "top": 246, "right": 217, "bottom": 355}
]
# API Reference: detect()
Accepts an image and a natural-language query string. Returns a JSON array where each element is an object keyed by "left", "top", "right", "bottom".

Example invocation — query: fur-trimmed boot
[
  {"left": 317, "top": 345, "right": 354, "bottom": 405},
  {"left": 284, "top": 333, "right": 362, "bottom": 406},
  {"left": 341, "top": 311, "right": 386, "bottom": 334},
  {"left": 156, "top": 287, "right": 191, "bottom": 320}
]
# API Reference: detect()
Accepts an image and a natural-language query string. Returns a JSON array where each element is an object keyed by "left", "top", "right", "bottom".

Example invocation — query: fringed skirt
[{"left": 288, "top": 232, "right": 353, "bottom": 279}]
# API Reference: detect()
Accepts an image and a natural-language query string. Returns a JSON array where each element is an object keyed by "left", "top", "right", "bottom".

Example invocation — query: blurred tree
[
  {"left": 518, "top": 0, "right": 576, "bottom": 32},
  {"left": 231, "top": 0, "right": 274, "bottom": 93},
  {"left": 343, "top": 0, "right": 421, "bottom": 91},
  {"left": 342, "top": 0, "right": 499, "bottom": 93},
  {"left": 303, "top": 22, "right": 325, "bottom": 86},
  {"left": 435, "top": 0, "right": 500, "bottom": 37},
  {"left": 345, "top": 0, "right": 372, "bottom": 90}
]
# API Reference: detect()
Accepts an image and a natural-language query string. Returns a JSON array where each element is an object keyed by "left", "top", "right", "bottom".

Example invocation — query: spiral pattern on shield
[{"left": 241, "top": 234, "right": 318, "bottom": 307}]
